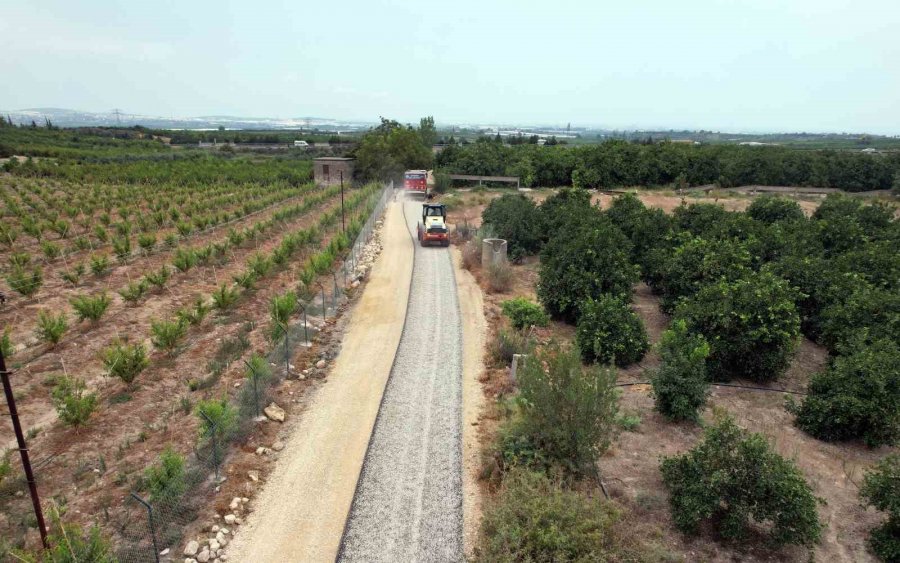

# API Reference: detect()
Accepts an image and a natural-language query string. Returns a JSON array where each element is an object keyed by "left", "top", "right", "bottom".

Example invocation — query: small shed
[{"left": 313, "top": 157, "right": 355, "bottom": 186}]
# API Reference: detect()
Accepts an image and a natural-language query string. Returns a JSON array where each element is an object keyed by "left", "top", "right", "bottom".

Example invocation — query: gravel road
[{"left": 338, "top": 196, "right": 464, "bottom": 562}]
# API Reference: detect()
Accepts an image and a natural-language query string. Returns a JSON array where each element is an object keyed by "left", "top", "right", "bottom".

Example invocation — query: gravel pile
[{"left": 338, "top": 198, "right": 464, "bottom": 562}]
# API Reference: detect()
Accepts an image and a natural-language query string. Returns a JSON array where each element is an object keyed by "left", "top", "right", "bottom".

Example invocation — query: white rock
[
  {"left": 315, "top": 359, "right": 326, "bottom": 369},
  {"left": 235, "top": 517, "right": 243, "bottom": 525},
  {"left": 224, "top": 514, "right": 236, "bottom": 525},
  {"left": 241, "top": 497, "right": 249, "bottom": 503},
  {"left": 160, "top": 549, "right": 170, "bottom": 556},
  {"left": 185, "top": 559, "right": 197, "bottom": 563},
  {"left": 184, "top": 540, "right": 200, "bottom": 556},
  {"left": 216, "top": 531, "right": 226, "bottom": 544},
  {"left": 219, "top": 555, "right": 228, "bottom": 561},
  {"left": 263, "top": 403, "right": 285, "bottom": 422},
  {"left": 196, "top": 549, "right": 210, "bottom": 563},
  {"left": 248, "top": 470, "right": 259, "bottom": 482},
  {"left": 209, "top": 539, "right": 220, "bottom": 551},
  {"left": 233, "top": 382, "right": 241, "bottom": 388},
  {"left": 211, "top": 525, "right": 219, "bottom": 533},
  {"left": 230, "top": 497, "right": 241, "bottom": 510}
]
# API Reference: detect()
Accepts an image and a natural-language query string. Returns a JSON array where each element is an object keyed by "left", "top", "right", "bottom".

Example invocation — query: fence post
[
  {"left": 131, "top": 493, "right": 161, "bottom": 563},
  {"left": 198, "top": 410, "right": 220, "bottom": 481},
  {"left": 0, "top": 348, "right": 49, "bottom": 550},
  {"left": 242, "top": 359, "right": 261, "bottom": 418},
  {"left": 281, "top": 321, "right": 290, "bottom": 376},
  {"left": 301, "top": 305, "right": 309, "bottom": 346},
  {"left": 318, "top": 283, "right": 326, "bottom": 321}
]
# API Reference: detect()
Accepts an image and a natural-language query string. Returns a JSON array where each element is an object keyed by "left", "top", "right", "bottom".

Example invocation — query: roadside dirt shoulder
[
  {"left": 451, "top": 246, "right": 487, "bottom": 558},
  {"left": 225, "top": 198, "right": 413, "bottom": 562}
]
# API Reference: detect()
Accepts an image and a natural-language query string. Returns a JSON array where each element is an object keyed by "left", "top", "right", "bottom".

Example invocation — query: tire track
[{"left": 338, "top": 196, "right": 464, "bottom": 562}]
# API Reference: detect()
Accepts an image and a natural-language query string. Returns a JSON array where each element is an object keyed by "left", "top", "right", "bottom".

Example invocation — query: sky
[{"left": 1, "top": 0, "right": 898, "bottom": 134}]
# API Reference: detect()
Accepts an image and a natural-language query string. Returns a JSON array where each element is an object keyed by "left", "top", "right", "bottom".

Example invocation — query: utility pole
[
  {"left": 340, "top": 171, "right": 346, "bottom": 232},
  {"left": 0, "top": 348, "right": 49, "bottom": 549}
]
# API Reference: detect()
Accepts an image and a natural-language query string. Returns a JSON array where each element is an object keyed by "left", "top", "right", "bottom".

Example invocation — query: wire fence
[{"left": 111, "top": 181, "right": 394, "bottom": 562}]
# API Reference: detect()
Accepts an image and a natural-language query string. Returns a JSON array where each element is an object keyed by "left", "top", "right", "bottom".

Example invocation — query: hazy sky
[{"left": 1, "top": 0, "right": 898, "bottom": 133}]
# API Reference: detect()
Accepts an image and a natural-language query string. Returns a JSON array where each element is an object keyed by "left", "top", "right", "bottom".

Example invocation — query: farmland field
[
  {"left": 0, "top": 128, "right": 385, "bottom": 556},
  {"left": 446, "top": 187, "right": 899, "bottom": 562}
]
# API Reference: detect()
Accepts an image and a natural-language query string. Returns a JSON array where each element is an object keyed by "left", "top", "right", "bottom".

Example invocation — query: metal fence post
[
  {"left": 282, "top": 321, "right": 290, "bottom": 376},
  {"left": 0, "top": 348, "right": 49, "bottom": 550},
  {"left": 131, "top": 493, "right": 161, "bottom": 563},
  {"left": 242, "top": 359, "right": 261, "bottom": 418},
  {"left": 198, "top": 410, "right": 220, "bottom": 481},
  {"left": 301, "top": 305, "right": 309, "bottom": 345}
]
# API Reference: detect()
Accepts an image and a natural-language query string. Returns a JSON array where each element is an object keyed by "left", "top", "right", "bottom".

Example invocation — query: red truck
[{"left": 404, "top": 170, "right": 428, "bottom": 194}]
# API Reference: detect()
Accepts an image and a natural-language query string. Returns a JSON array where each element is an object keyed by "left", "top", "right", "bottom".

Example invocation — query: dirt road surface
[
  {"left": 338, "top": 197, "right": 465, "bottom": 561},
  {"left": 225, "top": 196, "right": 414, "bottom": 562}
]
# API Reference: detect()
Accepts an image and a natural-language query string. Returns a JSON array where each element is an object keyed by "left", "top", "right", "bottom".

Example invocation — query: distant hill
[{"left": 0, "top": 108, "right": 375, "bottom": 131}]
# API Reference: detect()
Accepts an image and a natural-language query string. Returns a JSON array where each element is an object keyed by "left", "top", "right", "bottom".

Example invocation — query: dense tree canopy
[{"left": 436, "top": 138, "right": 899, "bottom": 191}]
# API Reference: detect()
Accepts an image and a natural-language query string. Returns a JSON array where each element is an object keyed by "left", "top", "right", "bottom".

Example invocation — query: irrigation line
[{"left": 616, "top": 380, "right": 808, "bottom": 395}]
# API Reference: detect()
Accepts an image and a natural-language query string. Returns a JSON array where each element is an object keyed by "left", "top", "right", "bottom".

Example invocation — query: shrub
[
  {"left": 860, "top": 454, "right": 900, "bottom": 562},
  {"left": 144, "top": 447, "right": 186, "bottom": 503},
  {"left": 112, "top": 236, "right": 131, "bottom": 262},
  {"left": 176, "top": 296, "right": 210, "bottom": 326},
  {"left": 1, "top": 327, "right": 13, "bottom": 358},
  {"left": 656, "top": 236, "right": 753, "bottom": 313},
  {"left": 795, "top": 339, "right": 900, "bottom": 447},
  {"left": 500, "top": 298, "right": 549, "bottom": 330},
  {"left": 577, "top": 295, "right": 649, "bottom": 366},
  {"left": 537, "top": 188, "right": 595, "bottom": 242},
  {"left": 481, "top": 194, "right": 542, "bottom": 260},
  {"left": 70, "top": 293, "right": 111, "bottom": 323},
  {"left": 476, "top": 468, "right": 620, "bottom": 563},
  {"left": 673, "top": 202, "right": 732, "bottom": 237},
  {"left": 173, "top": 248, "right": 198, "bottom": 272},
  {"left": 485, "top": 262, "right": 514, "bottom": 293},
  {"left": 195, "top": 398, "right": 237, "bottom": 439},
  {"left": 150, "top": 318, "right": 189, "bottom": 353},
  {"left": 7, "top": 265, "right": 43, "bottom": 298},
  {"left": 516, "top": 342, "right": 618, "bottom": 474},
  {"left": 41, "top": 240, "right": 62, "bottom": 259},
  {"left": 433, "top": 170, "right": 452, "bottom": 194},
  {"left": 137, "top": 232, "right": 156, "bottom": 253},
  {"left": 212, "top": 283, "right": 240, "bottom": 310},
  {"left": 50, "top": 376, "right": 97, "bottom": 429},
  {"left": 89, "top": 254, "right": 110, "bottom": 277},
  {"left": 537, "top": 216, "right": 637, "bottom": 322},
  {"left": 144, "top": 265, "right": 171, "bottom": 290},
  {"left": 247, "top": 252, "right": 272, "bottom": 277},
  {"left": 747, "top": 196, "right": 806, "bottom": 224},
  {"left": 11, "top": 507, "right": 114, "bottom": 562},
  {"left": 675, "top": 271, "right": 800, "bottom": 382},
  {"left": 118, "top": 279, "right": 149, "bottom": 305},
  {"left": 819, "top": 283, "right": 900, "bottom": 354},
  {"left": 660, "top": 413, "right": 822, "bottom": 546},
  {"left": 35, "top": 310, "right": 68, "bottom": 346},
  {"left": 651, "top": 319, "right": 711, "bottom": 422},
  {"left": 101, "top": 340, "right": 149, "bottom": 385},
  {"left": 269, "top": 291, "right": 297, "bottom": 341},
  {"left": 489, "top": 328, "right": 535, "bottom": 368}
]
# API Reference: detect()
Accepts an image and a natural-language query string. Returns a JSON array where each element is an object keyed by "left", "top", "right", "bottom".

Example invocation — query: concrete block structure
[{"left": 313, "top": 157, "right": 355, "bottom": 186}]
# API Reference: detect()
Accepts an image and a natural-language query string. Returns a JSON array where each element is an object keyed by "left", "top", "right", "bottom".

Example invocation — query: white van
[{"left": 293, "top": 140, "right": 309, "bottom": 148}]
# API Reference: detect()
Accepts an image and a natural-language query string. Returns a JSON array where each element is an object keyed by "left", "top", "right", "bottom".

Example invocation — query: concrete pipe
[{"left": 481, "top": 238, "right": 508, "bottom": 267}]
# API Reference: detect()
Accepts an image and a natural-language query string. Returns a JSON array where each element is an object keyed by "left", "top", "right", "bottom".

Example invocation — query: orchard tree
[
  {"left": 537, "top": 215, "right": 637, "bottom": 323},
  {"left": 675, "top": 271, "right": 800, "bottom": 382},
  {"left": 795, "top": 338, "right": 900, "bottom": 447},
  {"left": 661, "top": 413, "right": 822, "bottom": 546},
  {"left": 576, "top": 294, "right": 649, "bottom": 367}
]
